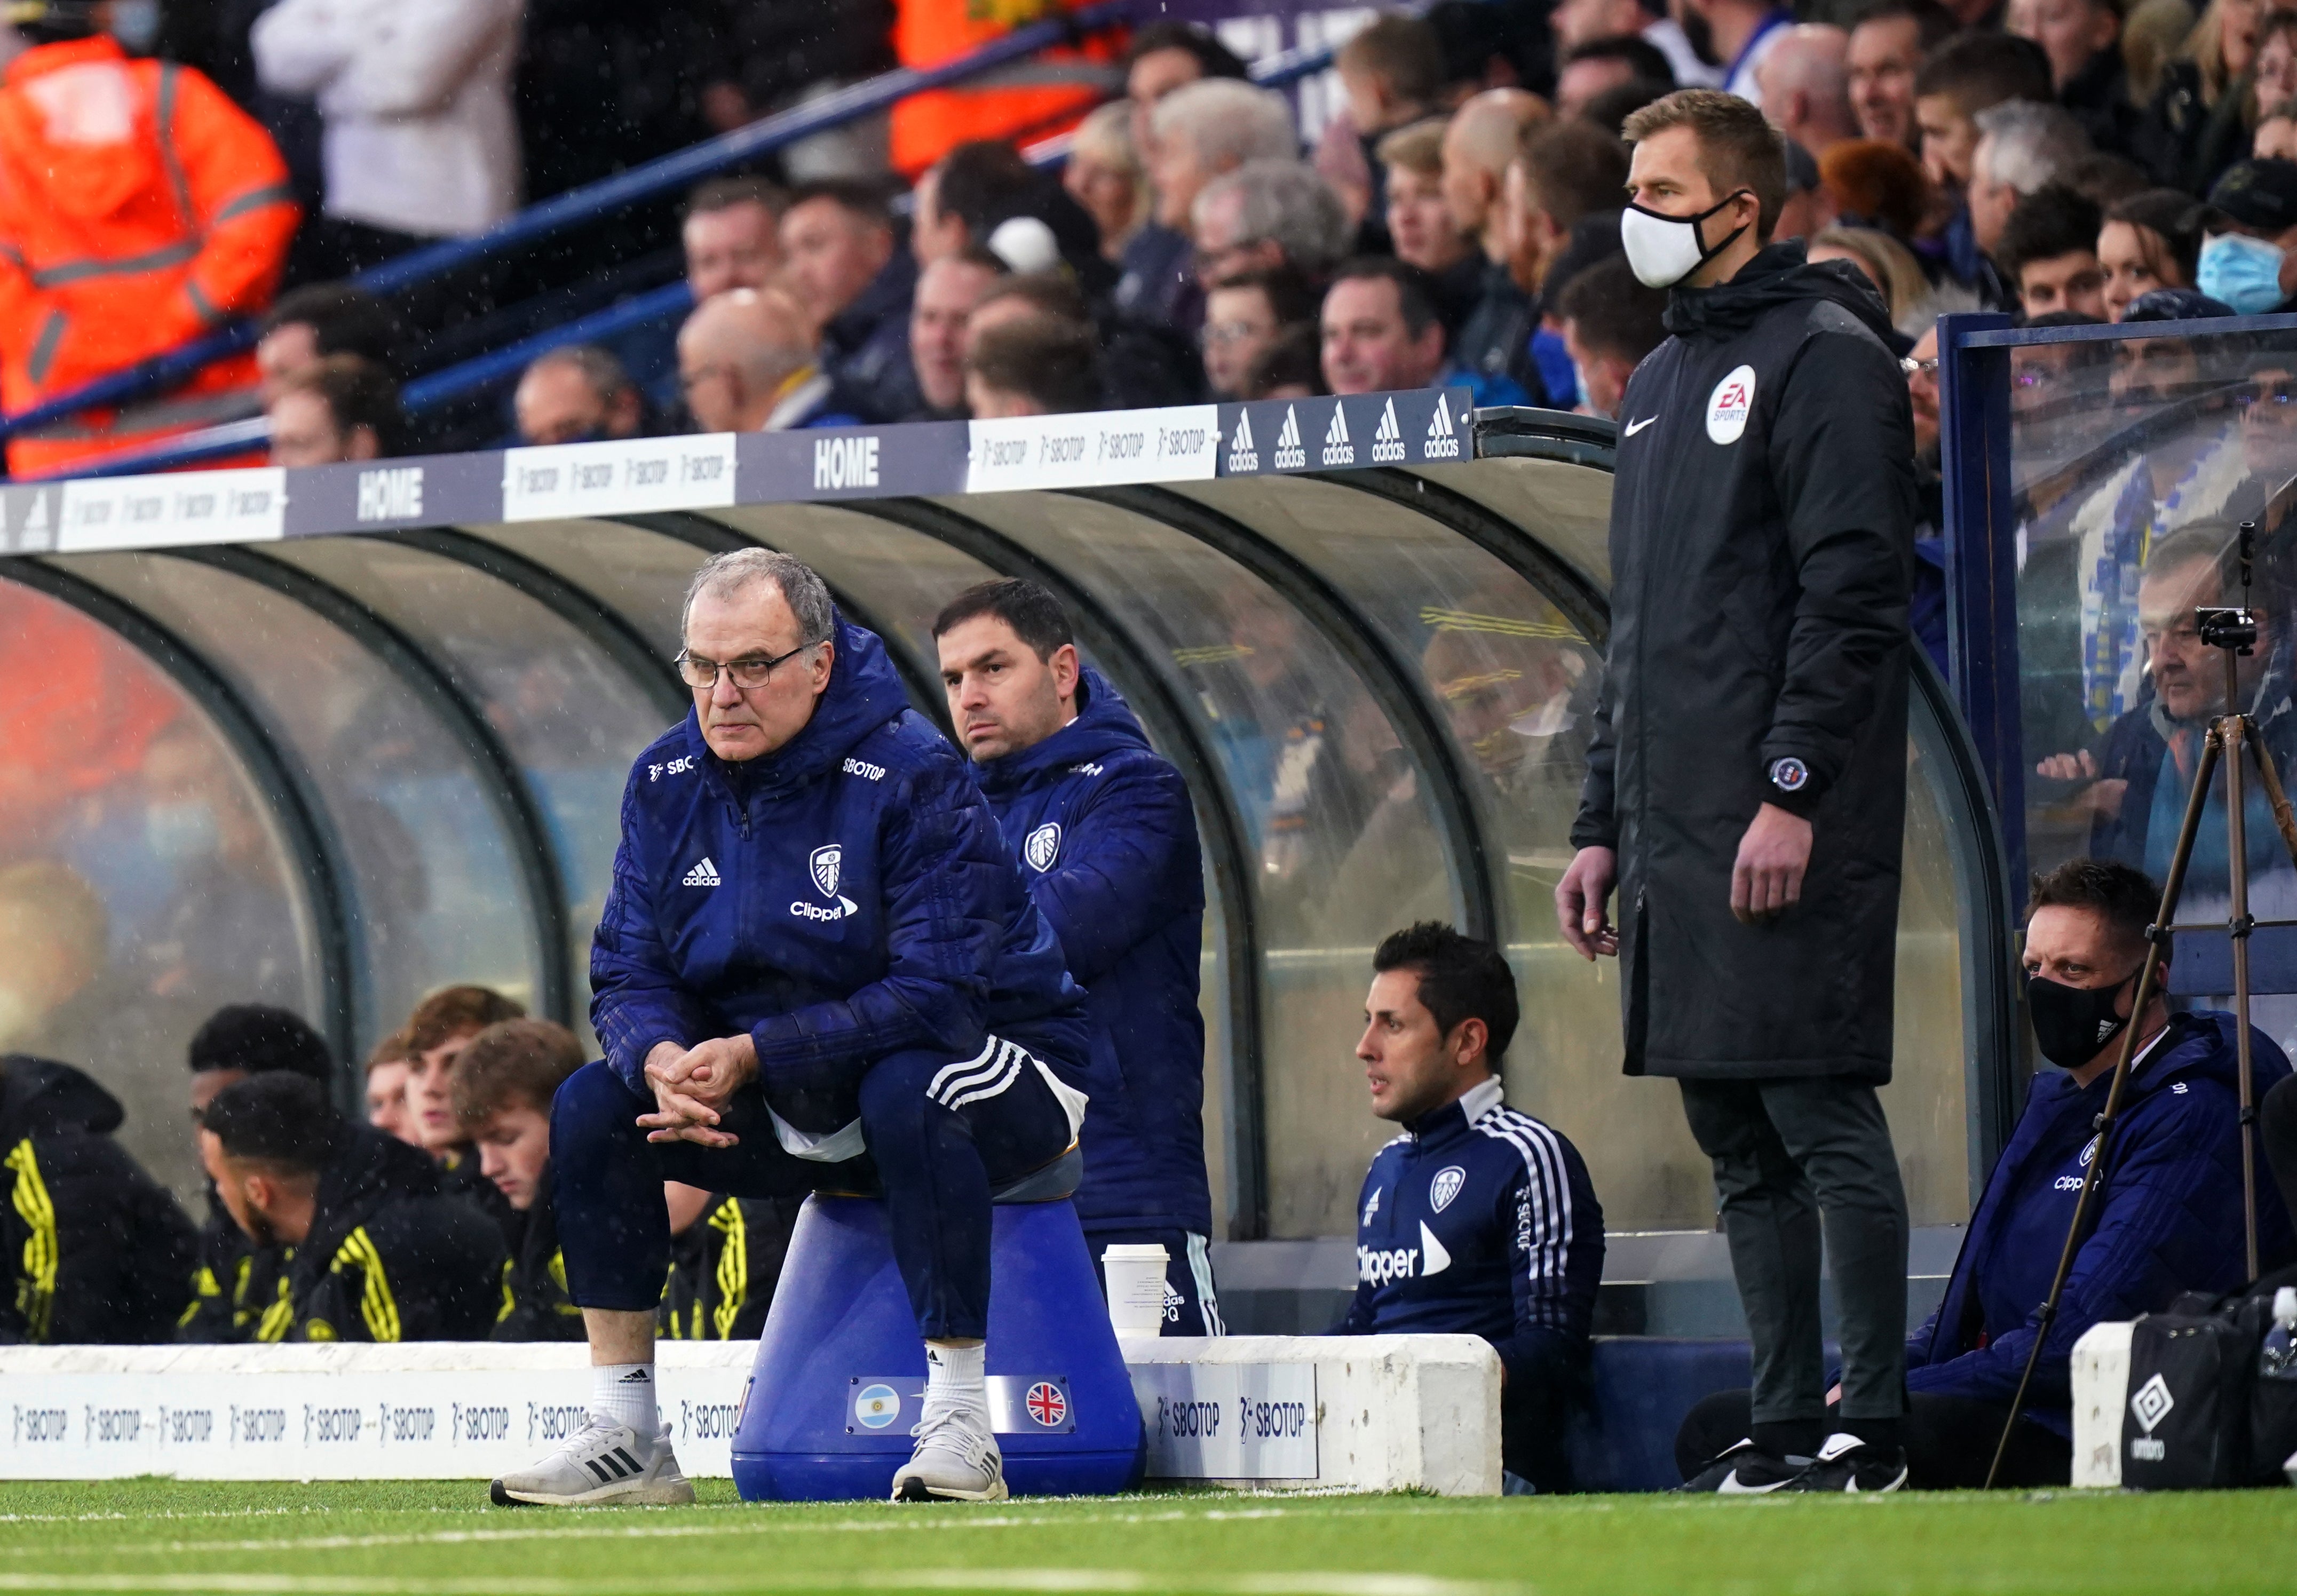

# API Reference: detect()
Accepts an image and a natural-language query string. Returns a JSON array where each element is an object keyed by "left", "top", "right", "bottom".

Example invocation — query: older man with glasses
[{"left": 492, "top": 549, "right": 1101, "bottom": 1508}]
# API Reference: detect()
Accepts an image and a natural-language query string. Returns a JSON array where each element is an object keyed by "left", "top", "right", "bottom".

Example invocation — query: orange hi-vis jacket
[
  {"left": 0, "top": 36, "right": 299, "bottom": 475},
  {"left": 889, "top": 0, "right": 1115, "bottom": 175}
]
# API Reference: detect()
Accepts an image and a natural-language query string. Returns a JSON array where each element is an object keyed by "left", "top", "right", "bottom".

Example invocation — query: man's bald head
[
  {"left": 1442, "top": 90, "right": 1551, "bottom": 256},
  {"left": 677, "top": 288, "right": 814, "bottom": 433},
  {"left": 1758, "top": 25, "right": 1856, "bottom": 154}
]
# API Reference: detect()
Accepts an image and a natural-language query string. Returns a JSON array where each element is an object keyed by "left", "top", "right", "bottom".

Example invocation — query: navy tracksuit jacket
[
  {"left": 1337, "top": 1075, "right": 1605, "bottom": 1387},
  {"left": 588, "top": 615, "right": 1099, "bottom": 1123},
  {"left": 1907, "top": 1010, "right": 2297, "bottom": 1435},
  {"left": 975, "top": 670, "right": 1214, "bottom": 1237}
]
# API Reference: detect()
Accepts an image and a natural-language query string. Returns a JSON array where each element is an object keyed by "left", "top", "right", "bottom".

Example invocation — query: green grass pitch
[{"left": 0, "top": 1480, "right": 2290, "bottom": 1595}]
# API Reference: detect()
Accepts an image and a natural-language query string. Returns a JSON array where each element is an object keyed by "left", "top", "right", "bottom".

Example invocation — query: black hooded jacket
[
  {"left": 493, "top": 1162, "right": 585, "bottom": 1342},
  {"left": 277, "top": 1123, "right": 507, "bottom": 1342},
  {"left": 1, "top": 1055, "right": 195, "bottom": 1344},
  {"left": 1572, "top": 242, "right": 1915, "bottom": 1081},
  {"left": 659, "top": 1191, "right": 803, "bottom": 1341}
]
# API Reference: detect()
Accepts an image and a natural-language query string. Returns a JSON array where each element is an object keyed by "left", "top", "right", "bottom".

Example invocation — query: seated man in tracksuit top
[
  {"left": 495, "top": 549, "right": 1099, "bottom": 1509},
  {"left": 934, "top": 578, "right": 1222, "bottom": 1332},
  {"left": 1335, "top": 922, "right": 1605, "bottom": 1494},
  {"left": 448, "top": 1017, "right": 589, "bottom": 1342},
  {"left": 1678, "top": 857, "right": 2297, "bottom": 1488}
]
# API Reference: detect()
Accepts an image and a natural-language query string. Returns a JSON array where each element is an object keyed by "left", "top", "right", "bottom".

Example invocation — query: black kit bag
[{"left": 2121, "top": 1266, "right": 2297, "bottom": 1490}]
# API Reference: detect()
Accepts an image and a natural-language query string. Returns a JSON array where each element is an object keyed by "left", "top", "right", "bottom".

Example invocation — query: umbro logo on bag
[{"left": 682, "top": 857, "right": 720, "bottom": 887}]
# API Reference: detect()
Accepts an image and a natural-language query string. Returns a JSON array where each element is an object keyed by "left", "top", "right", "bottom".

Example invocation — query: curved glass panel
[
  {"left": 0, "top": 574, "right": 323, "bottom": 1202},
  {"left": 262, "top": 537, "right": 669, "bottom": 1036},
  {"left": 948, "top": 490, "right": 1468, "bottom": 1237},
  {"left": 65, "top": 553, "right": 545, "bottom": 1053},
  {"left": 472, "top": 519, "right": 702, "bottom": 658},
  {"left": 1404, "top": 457, "right": 1615, "bottom": 589}
]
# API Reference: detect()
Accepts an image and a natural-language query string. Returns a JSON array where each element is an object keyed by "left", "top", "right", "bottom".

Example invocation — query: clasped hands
[{"left": 640, "top": 1035, "right": 759, "bottom": 1147}]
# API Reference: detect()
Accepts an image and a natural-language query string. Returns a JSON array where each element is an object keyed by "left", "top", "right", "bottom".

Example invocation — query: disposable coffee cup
[{"left": 1102, "top": 1242, "right": 1169, "bottom": 1336}]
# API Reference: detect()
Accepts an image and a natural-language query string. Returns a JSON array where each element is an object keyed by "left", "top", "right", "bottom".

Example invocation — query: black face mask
[{"left": 2025, "top": 968, "right": 2137, "bottom": 1071}]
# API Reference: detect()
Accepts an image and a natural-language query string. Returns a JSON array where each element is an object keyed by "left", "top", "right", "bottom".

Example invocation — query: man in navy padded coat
[
  {"left": 1678, "top": 858, "right": 2297, "bottom": 1488},
  {"left": 934, "top": 579, "right": 1222, "bottom": 1332},
  {"left": 1335, "top": 923, "right": 1605, "bottom": 1495},
  {"left": 493, "top": 550, "right": 1100, "bottom": 1510}
]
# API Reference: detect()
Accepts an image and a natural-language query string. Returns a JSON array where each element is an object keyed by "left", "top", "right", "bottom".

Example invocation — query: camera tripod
[{"left": 1988, "top": 521, "right": 2293, "bottom": 1489}]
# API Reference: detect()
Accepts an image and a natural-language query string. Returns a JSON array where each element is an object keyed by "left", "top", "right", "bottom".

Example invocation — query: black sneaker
[
  {"left": 1786, "top": 1432, "right": 1908, "bottom": 1493},
  {"left": 1675, "top": 1438, "right": 1805, "bottom": 1494}
]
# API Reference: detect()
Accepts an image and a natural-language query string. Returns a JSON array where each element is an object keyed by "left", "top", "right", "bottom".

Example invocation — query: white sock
[
  {"left": 592, "top": 1362, "right": 658, "bottom": 1439},
  {"left": 923, "top": 1340, "right": 987, "bottom": 1418}
]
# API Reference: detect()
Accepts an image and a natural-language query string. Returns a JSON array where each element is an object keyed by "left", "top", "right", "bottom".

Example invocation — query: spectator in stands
[
  {"left": 2097, "top": 188, "right": 2203, "bottom": 319},
  {"left": 1970, "top": 101, "right": 2094, "bottom": 262},
  {"left": 1550, "top": 0, "right": 1722, "bottom": 90},
  {"left": 1201, "top": 268, "right": 1320, "bottom": 401},
  {"left": 1064, "top": 104, "right": 1150, "bottom": 264},
  {"left": 1820, "top": 138, "right": 1935, "bottom": 245},
  {"left": 0, "top": 1, "right": 299, "bottom": 477},
  {"left": 967, "top": 269, "right": 1199, "bottom": 411},
  {"left": 2, "top": 1047, "right": 194, "bottom": 1344},
  {"left": 2012, "top": 0, "right": 2143, "bottom": 156},
  {"left": 2197, "top": 158, "right": 2297, "bottom": 314},
  {"left": 2256, "top": 16, "right": 2297, "bottom": 140},
  {"left": 966, "top": 273, "right": 1092, "bottom": 345},
  {"left": 256, "top": 285, "right": 398, "bottom": 403},
  {"left": 1758, "top": 27, "right": 1857, "bottom": 156},
  {"left": 366, "top": 1030, "right": 417, "bottom": 1146},
  {"left": 965, "top": 313, "right": 1102, "bottom": 418},
  {"left": 680, "top": 288, "right": 866, "bottom": 434},
  {"left": 915, "top": 141, "right": 1104, "bottom": 289},
  {"left": 909, "top": 249, "right": 1005, "bottom": 419},
  {"left": 1555, "top": 36, "right": 1677, "bottom": 120},
  {"left": 936, "top": 578, "right": 1223, "bottom": 1335},
  {"left": 1846, "top": 0, "right": 1957, "bottom": 148},
  {"left": 781, "top": 181, "right": 919, "bottom": 424},
  {"left": 1123, "top": 78, "right": 1296, "bottom": 335},
  {"left": 252, "top": 0, "right": 521, "bottom": 271},
  {"left": 180, "top": 1005, "right": 333, "bottom": 1344},
  {"left": 1326, "top": 15, "right": 1446, "bottom": 239},
  {"left": 2260, "top": 101, "right": 2297, "bottom": 163},
  {"left": 1810, "top": 225, "right": 1936, "bottom": 326},
  {"left": 200, "top": 1072, "right": 506, "bottom": 1341},
  {"left": 1581, "top": 78, "right": 1676, "bottom": 138},
  {"left": 1683, "top": 857, "right": 2297, "bottom": 1488},
  {"left": 1915, "top": 35, "right": 2057, "bottom": 291},
  {"left": 1191, "top": 161, "right": 1353, "bottom": 292},
  {"left": 1322, "top": 258, "right": 1448, "bottom": 398},
  {"left": 400, "top": 984, "right": 525, "bottom": 1229},
  {"left": 1380, "top": 122, "right": 1480, "bottom": 325},
  {"left": 1997, "top": 184, "right": 2110, "bottom": 316},
  {"left": 1509, "top": 120, "right": 1634, "bottom": 306},
  {"left": 1557, "top": 255, "right": 1670, "bottom": 420},
  {"left": 684, "top": 178, "right": 785, "bottom": 305},
  {"left": 1335, "top": 922, "right": 1604, "bottom": 1495},
  {"left": 450, "top": 1017, "right": 587, "bottom": 1341},
  {"left": 2137, "top": 0, "right": 2263, "bottom": 194},
  {"left": 659, "top": 1180, "right": 802, "bottom": 1342},
  {"left": 1686, "top": 0, "right": 1797, "bottom": 106},
  {"left": 514, "top": 346, "right": 646, "bottom": 448},
  {"left": 266, "top": 356, "right": 400, "bottom": 468},
  {"left": 1124, "top": 17, "right": 1250, "bottom": 152},
  {"left": 1243, "top": 323, "right": 1326, "bottom": 400},
  {"left": 1445, "top": 90, "right": 1553, "bottom": 403}
]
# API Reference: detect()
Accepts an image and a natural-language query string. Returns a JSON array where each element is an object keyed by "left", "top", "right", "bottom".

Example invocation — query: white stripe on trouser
[
  {"left": 926, "top": 1036, "right": 1002, "bottom": 1101},
  {"left": 929, "top": 1036, "right": 1089, "bottom": 1143},
  {"left": 1186, "top": 1232, "right": 1224, "bottom": 1336}
]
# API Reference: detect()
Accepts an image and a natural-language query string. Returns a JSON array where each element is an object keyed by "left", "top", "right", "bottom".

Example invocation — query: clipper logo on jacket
[{"left": 792, "top": 842, "right": 860, "bottom": 921}]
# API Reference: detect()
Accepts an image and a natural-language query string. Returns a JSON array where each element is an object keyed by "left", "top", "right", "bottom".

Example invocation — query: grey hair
[
  {"left": 522, "top": 343, "right": 633, "bottom": 403},
  {"left": 1150, "top": 78, "right": 1296, "bottom": 170},
  {"left": 1974, "top": 100, "right": 2090, "bottom": 194},
  {"left": 681, "top": 549, "right": 835, "bottom": 647},
  {"left": 1192, "top": 159, "right": 1352, "bottom": 276}
]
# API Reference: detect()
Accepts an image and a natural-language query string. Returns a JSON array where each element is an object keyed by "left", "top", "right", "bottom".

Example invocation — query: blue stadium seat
[
  {"left": 1567, "top": 1338, "right": 1844, "bottom": 1491},
  {"left": 730, "top": 1156, "right": 1145, "bottom": 1501}
]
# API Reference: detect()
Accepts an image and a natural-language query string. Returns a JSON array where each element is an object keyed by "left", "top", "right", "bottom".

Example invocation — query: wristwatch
[{"left": 1766, "top": 756, "right": 1820, "bottom": 815}]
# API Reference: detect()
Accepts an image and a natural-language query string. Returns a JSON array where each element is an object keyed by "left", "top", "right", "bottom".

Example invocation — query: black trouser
[
  {"left": 1502, "top": 1365, "right": 1583, "bottom": 1495},
  {"left": 1676, "top": 1388, "right": 2071, "bottom": 1488},
  {"left": 1677, "top": 1077, "right": 1910, "bottom": 1438}
]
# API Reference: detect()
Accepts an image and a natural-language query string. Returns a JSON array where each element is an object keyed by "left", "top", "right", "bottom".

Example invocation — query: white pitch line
[{"left": 0, "top": 1571, "right": 1531, "bottom": 1596}]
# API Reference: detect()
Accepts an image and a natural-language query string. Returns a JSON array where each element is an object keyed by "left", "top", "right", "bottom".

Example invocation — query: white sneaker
[
  {"left": 490, "top": 1418, "right": 695, "bottom": 1507},
  {"left": 890, "top": 1399, "right": 1007, "bottom": 1502}
]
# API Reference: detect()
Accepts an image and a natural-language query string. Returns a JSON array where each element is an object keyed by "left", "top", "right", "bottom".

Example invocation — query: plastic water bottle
[{"left": 2262, "top": 1287, "right": 2297, "bottom": 1380}]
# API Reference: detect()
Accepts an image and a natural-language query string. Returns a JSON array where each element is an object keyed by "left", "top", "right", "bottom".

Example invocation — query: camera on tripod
[{"left": 2197, "top": 605, "right": 2260, "bottom": 654}]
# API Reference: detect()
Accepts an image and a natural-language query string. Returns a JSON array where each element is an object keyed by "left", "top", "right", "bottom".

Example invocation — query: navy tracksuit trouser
[{"left": 553, "top": 1041, "right": 1077, "bottom": 1341}]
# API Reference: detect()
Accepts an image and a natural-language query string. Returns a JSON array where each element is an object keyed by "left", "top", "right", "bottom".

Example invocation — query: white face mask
[
  {"left": 1573, "top": 360, "right": 1610, "bottom": 420},
  {"left": 1619, "top": 190, "right": 1753, "bottom": 289}
]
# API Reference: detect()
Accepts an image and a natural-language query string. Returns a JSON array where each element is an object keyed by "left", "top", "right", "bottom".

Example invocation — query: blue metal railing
[{"left": 27, "top": 13, "right": 1352, "bottom": 478}]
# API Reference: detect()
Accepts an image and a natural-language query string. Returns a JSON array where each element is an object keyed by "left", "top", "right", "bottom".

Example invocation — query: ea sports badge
[{"left": 1706, "top": 364, "right": 1756, "bottom": 444}]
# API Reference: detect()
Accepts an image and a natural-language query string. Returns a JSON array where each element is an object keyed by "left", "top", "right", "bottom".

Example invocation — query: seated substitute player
[
  {"left": 180, "top": 1004, "right": 337, "bottom": 1342},
  {"left": 199, "top": 1073, "right": 507, "bottom": 1341},
  {"left": 450, "top": 1017, "right": 589, "bottom": 1341},
  {"left": 402, "top": 985, "right": 526, "bottom": 1229},
  {"left": 1335, "top": 922, "right": 1605, "bottom": 1495},
  {"left": 659, "top": 1180, "right": 803, "bottom": 1341},
  {"left": 934, "top": 579, "right": 1222, "bottom": 1332},
  {"left": 493, "top": 550, "right": 1100, "bottom": 1508},
  {"left": 1678, "top": 859, "right": 2297, "bottom": 1489}
]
